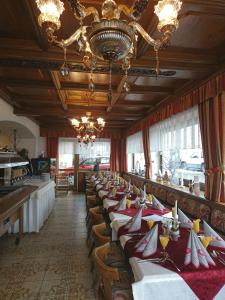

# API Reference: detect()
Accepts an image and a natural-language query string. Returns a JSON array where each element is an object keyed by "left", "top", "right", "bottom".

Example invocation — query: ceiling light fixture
[
  {"left": 71, "top": 113, "right": 105, "bottom": 145},
  {"left": 36, "top": 0, "right": 182, "bottom": 103}
]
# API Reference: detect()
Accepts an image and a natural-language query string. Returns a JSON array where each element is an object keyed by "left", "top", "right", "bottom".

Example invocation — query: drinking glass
[
  {"left": 147, "top": 220, "right": 154, "bottom": 230},
  {"left": 193, "top": 219, "right": 201, "bottom": 234},
  {"left": 126, "top": 200, "right": 132, "bottom": 209},
  {"left": 200, "top": 236, "right": 212, "bottom": 248},
  {"left": 160, "top": 235, "right": 170, "bottom": 257}
]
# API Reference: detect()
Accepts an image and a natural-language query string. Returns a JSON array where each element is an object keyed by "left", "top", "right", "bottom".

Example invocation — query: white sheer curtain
[
  {"left": 149, "top": 106, "right": 201, "bottom": 151},
  {"left": 58, "top": 138, "right": 76, "bottom": 168},
  {"left": 58, "top": 138, "right": 111, "bottom": 168},
  {"left": 77, "top": 139, "right": 111, "bottom": 160},
  {"left": 126, "top": 131, "right": 144, "bottom": 154}
]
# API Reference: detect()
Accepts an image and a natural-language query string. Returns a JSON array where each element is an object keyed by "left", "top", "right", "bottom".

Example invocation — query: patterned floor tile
[{"left": 0, "top": 193, "right": 94, "bottom": 300}]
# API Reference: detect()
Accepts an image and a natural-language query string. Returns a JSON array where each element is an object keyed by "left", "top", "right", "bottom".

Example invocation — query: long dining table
[{"left": 90, "top": 175, "right": 225, "bottom": 300}]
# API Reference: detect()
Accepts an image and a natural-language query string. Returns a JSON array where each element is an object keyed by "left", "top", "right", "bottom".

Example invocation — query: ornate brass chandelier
[
  {"left": 71, "top": 113, "right": 105, "bottom": 145},
  {"left": 36, "top": 0, "right": 182, "bottom": 101}
]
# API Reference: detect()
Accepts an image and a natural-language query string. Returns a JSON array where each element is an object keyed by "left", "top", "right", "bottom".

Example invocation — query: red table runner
[
  {"left": 109, "top": 206, "right": 170, "bottom": 217},
  {"left": 122, "top": 224, "right": 225, "bottom": 300}
]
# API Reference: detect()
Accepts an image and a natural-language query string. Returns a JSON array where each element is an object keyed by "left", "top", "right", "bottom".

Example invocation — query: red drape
[
  {"left": 198, "top": 91, "right": 225, "bottom": 203},
  {"left": 142, "top": 128, "right": 152, "bottom": 179},
  {"left": 46, "top": 137, "right": 58, "bottom": 158},
  {"left": 110, "top": 138, "right": 121, "bottom": 172},
  {"left": 125, "top": 72, "right": 225, "bottom": 136},
  {"left": 110, "top": 138, "right": 127, "bottom": 172}
]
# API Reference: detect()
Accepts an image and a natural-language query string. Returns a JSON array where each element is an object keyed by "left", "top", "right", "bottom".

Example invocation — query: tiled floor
[{"left": 0, "top": 192, "right": 95, "bottom": 300}]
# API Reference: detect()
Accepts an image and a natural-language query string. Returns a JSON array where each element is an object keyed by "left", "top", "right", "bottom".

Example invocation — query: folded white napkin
[
  {"left": 184, "top": 230, "right": 215, "bottom": 268},
  {"left": 135, "top": 224, "right": 158, "bottom": 257},
  {"left": 125, "top": 207, "right": 143, "bottom": 232},
  {"left": 116, "top": 196, "right": 127, "bottom": 211},
  {"left": 152, "top": 196, "right": 165, "bottom": 211},
  {"left": 178, "top": 208, "right": 193, "bottom": 229},
  {"left": 203, "top": 221, "right": 225, "bottom": 248}
]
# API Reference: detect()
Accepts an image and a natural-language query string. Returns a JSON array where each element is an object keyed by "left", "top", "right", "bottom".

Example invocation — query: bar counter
[{"left": 0, "top": 178, "right": 55, "bottom": 236}]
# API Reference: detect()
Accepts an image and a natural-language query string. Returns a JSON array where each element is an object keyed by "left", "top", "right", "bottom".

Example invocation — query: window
[
  {"left": 58, "top": 138, "right": 111, "bottom": 169},
  {"left": 126, "top": 131, "right": 145, "bottom": 176},
  {"left": 149, "top": 106, "right": 205, "bottom": 186}
]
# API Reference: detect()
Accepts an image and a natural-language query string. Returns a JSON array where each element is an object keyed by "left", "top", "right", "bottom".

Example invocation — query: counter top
[{"left": 0, "top": 185, "right": 38, "bottom": 221}]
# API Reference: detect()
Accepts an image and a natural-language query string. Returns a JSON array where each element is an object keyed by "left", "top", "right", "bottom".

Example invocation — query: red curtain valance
[
  {"left": 125, "top": 71, "right": 225, "bottom": 136},
  {"left": 41, "top": 127, "right": 123, "bottom": 139}
]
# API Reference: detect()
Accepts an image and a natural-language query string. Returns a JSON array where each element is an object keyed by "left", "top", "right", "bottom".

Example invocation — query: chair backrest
[
  {"left": 89, "top": 206, "right": 104, "bottom": 224},
  {"left": 92, "top": 223, "right": 110, "bottom": 246},
  {"left": 94, "top": 243, "right": 120, "bottom": 300}
]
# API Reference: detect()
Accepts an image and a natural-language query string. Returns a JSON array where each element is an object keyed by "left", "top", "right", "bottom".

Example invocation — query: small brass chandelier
[
  {"left": 71, "top": 113, "right": 105, "bottom": 145},
  {"left": 36, "top": 0, "right": 182, "bottom": 101}
]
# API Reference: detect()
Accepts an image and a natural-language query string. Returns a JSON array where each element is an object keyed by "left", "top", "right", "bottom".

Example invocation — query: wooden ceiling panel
[
  {"left": 7, "top": 87, "right": 54, "bottom": 97},
  {"left": 171, "top": 15, "right": 225, "bottom": 49},
  {"left": 0, "top": 0, "right": 35, "bottom": 40},
  {"left": 60, "top": 71, "right": 122, "bottom": 86},
  {"left": 0, "top": 0, "right": 224, "bottom": 130},
  {"left": 0, "top": 67, "right": 50, "bottom": 81},
  {"left": 124, "top": 93, "right": 164, "bottom": 102}
]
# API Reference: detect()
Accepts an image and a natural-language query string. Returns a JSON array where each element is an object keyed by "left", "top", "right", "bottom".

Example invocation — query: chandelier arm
[
  {"left": 67, "top": 0, "right": 100, "bottom": 22},
  {"left": 62, "top": 26, "right": 87, "bottom": 48},
  {"left": 129, "top": 21, "right": 161, "bottom": 48},
  {"left": 117, "top": 4, "right": 133, "bottom": 19},
  {"left": 93, "top": 126, "right": 101, "bottom": 133}
]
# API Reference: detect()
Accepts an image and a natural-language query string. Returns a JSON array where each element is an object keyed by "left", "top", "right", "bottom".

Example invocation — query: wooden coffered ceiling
[{"left": 0, "top": 0, "right": 225, "bottom": 132}]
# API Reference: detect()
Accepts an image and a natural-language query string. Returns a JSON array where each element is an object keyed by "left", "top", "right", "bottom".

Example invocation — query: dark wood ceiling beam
[
  {"left": 0, "top": 39, "right": 218, "bottom": 73},
  {"left": 23, "top": 0, "right": 49, "bottom": 50},
  {"left": 14, "top": 107, "right": 141, "bottom": 118},
  {"left": 50, "top": 71, "right": 67, "bottom": 110},
  {"left": 0, "top": 87, "right": 20, "bottom": 108},
  {"left": 106, "top": 76, "right": 137, "bottom": 113},
  {"left": 3, "top": 78, "right": 174, "bottom": 94}
]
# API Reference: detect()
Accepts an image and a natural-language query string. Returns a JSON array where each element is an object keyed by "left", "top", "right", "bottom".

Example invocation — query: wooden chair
[
  {"left": 94, "top": 243, "right": 133, "bottom": 300},
  {"left": 92, "top": 222, "right": 110, "bottom": 247},
  {"left": 87, "top": 206, "right": 104, "bottom": 248}
]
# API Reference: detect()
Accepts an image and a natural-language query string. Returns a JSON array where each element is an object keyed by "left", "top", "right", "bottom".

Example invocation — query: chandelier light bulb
[
  {"left": 155, "top": 0, "right": 182, "bottom": 32},
  {"left": 89, "top": 121, "right": 94, "bottom": 128},
  {"left": 71, "top": 118, "right": 80, "bottom": 127},
  {"left": 36, "top": 0, "right": 64, "bottom": 29},
  {"left": 81, "top": 116, "right": 89, "bottom": 124},
  {"left": 97, "top": 117, "right": 105, "bottom": 126}
]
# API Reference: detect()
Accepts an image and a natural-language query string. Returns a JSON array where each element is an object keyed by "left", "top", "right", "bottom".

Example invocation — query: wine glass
[
  {"left": 126, "top": 200, "right": 132, "bottom": 209},
  {"left": 193, "top": 219, "right": 201, "bottom": 234},
  {"left": 160, "top": 235, "right": 170, "bottom": 258},
  {"left": 200, "top": 236, "right": 212, "bottom": 248},
  {"left": 147, "top": 219, "right": 154, "bottom": 230}
]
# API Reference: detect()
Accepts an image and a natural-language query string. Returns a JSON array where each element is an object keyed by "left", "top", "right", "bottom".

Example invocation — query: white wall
[
  {"left": 0, "top": 97, "right": 41, "bottom": 157},
  {"left": 38, "top": 137, "right": 46, "bottom": 156}
]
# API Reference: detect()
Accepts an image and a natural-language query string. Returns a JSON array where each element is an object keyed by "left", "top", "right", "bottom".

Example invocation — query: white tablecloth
[
  {"left": 103, "top": 198, "right": 118, "bottom": 209},
  {"left": 10, "top": 180, "right": 55, "bottom": 233},
  {"left": 98, "top": 190, "right": 109, "bottom": 199},
  {"left": 96, "top": 183, "right": 103, "bottom": 191},
  {"left": 128, "top": 257, "right": 225, "bottom": 300}
]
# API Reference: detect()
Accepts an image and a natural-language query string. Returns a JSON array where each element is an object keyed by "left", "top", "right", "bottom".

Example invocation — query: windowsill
[{"left": 125, "top": 172, "right": 206, "bottom": 200}]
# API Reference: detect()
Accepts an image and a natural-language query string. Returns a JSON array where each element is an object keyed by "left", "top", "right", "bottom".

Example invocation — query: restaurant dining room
[{"left": 0, "top": 0, "right": 225, "bottom": 299}]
